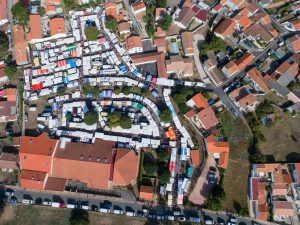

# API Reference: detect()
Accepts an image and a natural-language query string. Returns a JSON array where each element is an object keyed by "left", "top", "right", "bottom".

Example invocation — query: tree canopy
[
  {"left": 108, "top": 111, "right": 122, "bottom": 128},
  {"left": 156, "top": 0, "right": 167, "bottom": 8},
  {"left": 83, "top": 83, "right": 98, "bottom": 96},
  {"left": 57, "top": 87, "right": 66, "bottom": 96},
  {"left": 160, "top": 109, "right": 172, "bottom": 123},
  {"left": 119, "top": 116, "right": 132, "bottom": 129},
  {"left": 0, "top": 31, "right": 9, "bottom": 60},
  {"left": 143, "top": 4, "right": 155, "bottom": 37},
  {"left": 84, "top": 110, "right": 99, "bottom": 125},
  {"left": 11, "top": 2, "right": 29, "bottom": 25},
  {"left": 69, "top": 208, "right": 90, "bottom": 225},
  {"left": 161, "top": 15, "right": 172, "bottom": 31},
  {"left": 105, "top": 16, "right": 118, "bottom": 32},
  {"left": 4, "top": 66, "right": 17, "bottom": 79},
  {"left": 200, "top": 31, "right": 227, "bottom": 58},
  {"left": 85, "top": 26, "right": 100, "bottom": 41}
]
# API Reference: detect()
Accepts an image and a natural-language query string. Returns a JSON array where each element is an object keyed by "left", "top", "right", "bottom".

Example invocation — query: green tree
[
  {"left": 4, "top": 66, "right": 17, "bottom": 79},
  {"left": 0, "top": 31, "right": 8, "bottom": 59},
  {"left": 206, "top": 185, "right": 226, "bottom": 211},
  {"left": 105, "top": 17, "right": 118, "bottom": 32},
  {"left": 108, "top": 111, "right": 121, "bottom": 127},
  {"left": 11, "top": 2, "right": 29, "bottom": 25},
  {"left": 83, "top": 83, "right": 98, "bottom": 96},
  {"left": 38, "top": 7, "right": 45, "bottom": 16},
  {"left": 63, "top": 0, "right": 77, "bottom": 11},
  {"left": 123, "top": 86, "right": 131, "bottom": 95},
  {"left": 57, "top": 87, "right": 66, "bottom": 96},
  {"left": 84, "top": 110, "right": 99, "bottom": 125},
  {"left": 146, "top": 24, "right": 155, "bottom": 38},
  {"left": 160, "top": 109, "right": 172, "bottom": 123},
  {"left": 156, "top": 149, "right": 170, "bottom": 161},
  {"left": 130, "top": 86, "right": 141, "bottom": 94},
  {"left": 143, "top": 4, "right": 155, "bottom": 37},
  {"left": 156, "top": 0, "right": 167, "bottom": 8},
  {"left": 85, "top": 26, "right": 100, "bottom": 41},
  {"left": 120, "top": 116, "right": 132, "bottom": 129},
  {"left": 161, "top": 15, "right": 172, "bottom": 31},
  {"left": 66, "top": 112, "right": 73, "bottom": 122},
  {"left": 69, "top": 208, "right": 90, "bottom": 225},
  {"left": 114, "top": 86, "right": 122, "bottom": 95},
  {"left": 200, "top": 31, "right": 227, "bottom": 57},
  {"left": 158, "top": 169, "right": 170, "bottom": 184}
]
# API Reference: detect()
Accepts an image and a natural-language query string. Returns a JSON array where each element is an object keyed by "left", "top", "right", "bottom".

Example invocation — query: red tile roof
[
  {"left": 206, "top": 134, "right": 229, "bottom": 168},
  {"left": 125, "top": 35, "right": 142, "bottom": 51},
  {"left": 0, "top": 0, "right": 7, "bottom": 21},
  {"left": 190, "top": 93, "right": 209, "bottom": 110},
  {"left": 196, "top": 106, "right": 219, "bottom": 130},
  {"left": 247, "top": 67, "right": 270, "bottom": 93},
  {"left": 214, "top": 18, "right": 235, "bottom": 37},
  {"left": 12, "top": 25, "right": 29, "bottom": 65},
  {"left": 27, "top": 15, "right": 42, "bottom": 40},
  {"left": 49, "top": 18, "right": 65, "bottom": 36},
  {"left": 20, "top": 170, "right": 47, "bottom": 190},
  {"left": 190, "top": 150, "right": 201, "bottom": 166},
  {"left": 287, "top": 35, "right": 300, "bottom": 53},
  {"left": 181, "top": 31, "right": 194, "bottom": 55},
  {"left": 44, "top": 177, "right": 67, "bottom": 191},
  {"left": 273, "top": 201, "right": 294, "bottom": 216},
  {"left": 195, "top": 10, "right": 208, "bottom": 22},
  {"left": 139, "top": 185, "right": 154, "bottom": 201}
]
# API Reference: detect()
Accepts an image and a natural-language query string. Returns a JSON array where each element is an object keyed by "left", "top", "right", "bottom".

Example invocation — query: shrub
[
  {"left": 85, "top": 26, "right": 100, "bottom": 41},
  {"left": 120, "top": 116, "right": 132, "bottom": 129},
  {"left": 11, "top": 2, "right": 29, "bottom": 25},
  {"left": 160, "top": 109, "right": 172, "bottom": 123},
  {"left": 57, "top": 87, "right": 66, "bottom": 96},
  {"left": 84, "top": 110, "right": 99, "bottom": 125}
]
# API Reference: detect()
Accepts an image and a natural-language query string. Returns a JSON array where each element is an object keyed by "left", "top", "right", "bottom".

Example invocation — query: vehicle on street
[
  {"left": 100, "top": 208, "right": 110, "bottom": 213},
  {"left": 166, "top": 215, "right": 175, "bottom": 221},
  {"left": 178, "top": 216, "right": 186, "bottom": 221},
  {"left": 205, "top": 219, "right": 214, "bottom": 224},
  {"left": 137, "top": 211, "right": 145, "bottom": 218},
  {"left": 81, "top": 205, "right": 89, "bottom": 210},
  {"left": 173, "top": 210, "right": 181, "bottom": 216},
  {"left": 5, "top": 189, "right": 14, "bottom": 196},
  {"left": 126, "top": 211, "right": 135, "bottom": 217},
  {"left": 113, "top": 209, "right": 124, "bottom": 215},
  {"left": 22, "top": 199, "right": 33, "bottom": 204},
  {"left": 268, "top": 49, "right": 274, "bottom": 56},
  {"left": 8, "top": 196, "right": 17, "bottom": 204},
  {"left": 67, "top": 204, "right": 76, "bottom": 209},
  {"left": 42, "top": 200, "right": 52, "bottom": 206}
]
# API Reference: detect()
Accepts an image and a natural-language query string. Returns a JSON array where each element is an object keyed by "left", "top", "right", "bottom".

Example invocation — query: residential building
[
  {"left": 273, "top": 201, "right": 294, "bottom": 222},
  {"left": 12, "top": 25, "right": 29, "bottom": 65},
  {"left": 232, "top": 8, "right": 253, "bottom": 30},
  {"left": 0, "top": 0, "right": 8, "bottom": 27},
  {"left": 19, "top": 133, "right": 139, "bottom": 191},
  {"left": 244, "top": 23, "right": 275, "bottom": 44},
  {"left": 193, "top": 106, "right": 219, "bottom": 130},
  {"left": 27, "top": 15, "right": 42, "bottom": 41},
  {"left": 192, "top": 5, "right": 208, "bottom": 24},
  {"left": 165, "top": 55, "right": 193, "bottom": 77},
  {"left": 190, "top": 150, "right": 200, "bottom": 167},
  {"left": 290, "top": 18, "right": 300, "bottom": 31},
  {"left": 105, "top": 2, "right": 124, "bottom": 22},
  {"left": 153, "top": 36, "right": 166, "bottom": 53},
  {"left": 155, "top": 8, "right": 166, "bottom": 22},
  {"left": 45, "top": 0, "right": 63, "bottom": 16},
  {"left": 139, "top": 185, "right": 154, "bottom": 202},
  {"left": 222, "top": 61, "right": 239, "bottom": 77},
  {"left": 118, "top": 21, "right": 131, "bottom": 37},
  {"left": 271, "top": 59, "right": 299, "bottom": 87},
  {"left": 220, "top": 0, "right": 248, "bottom": 11},
  {"left": 246, "top": 67, "right": 270, "bottom": 93},
  {"left": 49, "top": 17, "right": 65, "bottom": 37},
  {"left": 125, "top": 36, "right": 143, "bottom": 54},
  {"left": 205, "top": 134, "right": 229, "bottom": 169},
  {"left": 174, "top": 7, "right": 195, "bottom": 29},
  {"left": 186, "top": 93, "right": 209, "bottom": 110},
  {"left": 286, "top": 35, "right": 300, "bottom": 53},
  {"left": 0, "top": 152, "right": 19, "bottom": 172},
  {"left": 0, "top": 61, "right": 8, "bottom": 84},
  {"left": 214, "top": 18, "right": 236, "bottom": 39},
  {"left": 181, "top": 32, "right": 194, "bottom": 56},
  {"left": 222, "top": 52, "right": 254, "bottom": 77},
  {"left": 0, "top": 88, "right": 17, "bottom": 123},
  {"left": 229, "top": 86, "right": 259, "bottom": 112},
  {"left": 131, "top": 1, "right": 146, "bottom": 22},
  {"left": 131, "top": 52, "right": 167, "bottom": 78}
]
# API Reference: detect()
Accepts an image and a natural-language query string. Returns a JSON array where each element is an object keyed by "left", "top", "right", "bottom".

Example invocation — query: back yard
[{"left": 218, "top": 111, "right": 251, "bottom": 214}]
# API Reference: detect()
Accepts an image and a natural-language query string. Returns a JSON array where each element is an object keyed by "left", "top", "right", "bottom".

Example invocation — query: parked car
[
  {"left": 5, "top": 189, "right": 14, "bottom": 196},
  {"left": 22, "top": 199, "right": 33, "bottom": 204},
  {"left": 205, "top": 219, "right": 214, "bottom": 224},
  {"left": 268, "top": 50, "right": 275, "bottom": 56},
  {"left": 178, "top": 216, "right": 186, "bottom": 221},
  {"left": 8, "top": 196, "right": 17, "bottom": 204},
  {"left": 42, "top": 200, "right": 52, "bottom": 206}
]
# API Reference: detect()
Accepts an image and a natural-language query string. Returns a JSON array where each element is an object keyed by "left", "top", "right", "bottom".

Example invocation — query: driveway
[
  {"left": 188, "top": 155, "right": 218, "bottom": 205},
  {"left": 193, "top": 34, "right": 212, "bottom": 84}
]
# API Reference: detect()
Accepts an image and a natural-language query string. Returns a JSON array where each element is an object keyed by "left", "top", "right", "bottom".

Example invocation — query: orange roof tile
[
  {"left": 112, "top": 149, "right": 139, "bottom": 186},
  {"left": 191, "top": 93, "right": 209, "bottom": 110},
  {"left": 206, "top": 134, "right": 230, "bottom": 154},
  {"left": 196, "top": 106, "right": 219, "bottom": 130},
  {"left": 12, "top": 25, "right": 29, "bottom": 65},
  {"left": 247, "top": 67, "right": 270, "bottom": 93},
  {"left": 236, "top": 52, "right": 254, "bottom": 70},
  {"left": 49, "top": 18, "right": 65, "bottom": 36},
  {"left": 185, "top": 109, "right": 196, "bottom": 119},
  {"left": 2, "top": 88, "right": 17, "bottom": 102},
  {"left": 224, "top": 60, "right": 239, "bottom": 76},
  {"left": 214, "top": 18, "right": 235, "bottom": 37},
  {"left": 0, "top": 0, "right": 7, "bottom": 21},
  {"left": 139, "top": 185, "right": 154, "bottom": 201},
  {"left": 291, "top": 18, "right": 300, "bottom": 30},
  {"left": 255, "top": 163, "right": 281, "bottom": 173},
  {"left": 105, "top": 2, "right": 118, "bottom": 20},
  {"left": 125, "top": 35, "right": 142, "bottom": 51},
  {"left": 20, "top": 170, "right": 47, "bottom": 190},
  {"left": 44, "top": 177, "right": 67, "bottom": 191},
  {"left": 27, "top": 15, "right": 42, "bottom": 40},
  {"left": 155, "top": 8, "right": 166, "bottom": 18},
  {"left": 131, "top": 52, "right": 167, "bottom": 78},
  {"left": 273, "top": 201, "right": 294, "bottom": 216},
  {"left": 131, "top": 1, "right": 146, "bottom": 12},
  {"left": 272, "top": 183, "right": 287, "bottom": 196},
  {"left": 181, "top": 31, "right": 194, "bottom": 55},
  {"left": 20, "top": 133, "right": 58, "bottom": 156},
  {"left": 190, "top": 150, "right": 200, "bottom": 166},
  {"left": 287, "top": 35, "right": 300, "bottom": 53}
]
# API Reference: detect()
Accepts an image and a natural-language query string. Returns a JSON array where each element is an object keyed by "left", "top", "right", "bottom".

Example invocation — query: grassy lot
[
  {"left": 218, "top": 111, "right": 251, "bottom": 213},
  {"left": 259, "top": 112, "right": 300, "bottom": 162},
  {"left": 0, "top": 205, "right": 196, "bottom": 225}
]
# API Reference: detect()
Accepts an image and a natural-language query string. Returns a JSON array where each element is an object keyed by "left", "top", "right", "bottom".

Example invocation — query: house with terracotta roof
[
  {"left": 190, "top": 149, "right": 200, "bottom": 167},
  {"left": 131, "top": 52, "right": 167, "bottom": 78},
  {"left": 246, "top": 67, "right": 270, "bottom": 93},
  {"left": 139, "top": 185, "right": 154, "bottom": 202},
  {"left": 205, "top": 134, "right": 229, "bottom": 169},
  {"left": 0, "top": 152, "right": 19, "bottom": 172},
  {"left": 12, "top": 25, "right": 29, "bottom": 65},
  {"left": 220, "top": 0, "right": 248, "bottom": 11},
  {"left": 271, "top": 59, "right": 299, "bottom": 87},
  {"left": 214, "top": 18, "right": 236, "bottom": 39},
  {"left": 131, "top": 1, "right": 146, "bottom": 22},
  {"left": 126, "top": 35, "right": 143, "bottom": 55},
  {"left": 0, "top": 61, "right": 8, "bottom": 84},
  {"left": 181, "top": 32, "right": 194, "bottom": 56},
  {"left": 289, "top": 17, "right": 300, "bottom": 31},
  {"left": 19, "top": 133, "right": 139, "bottom": 191},
  {"left": 45, "top": 0, "right": 63, "bottom": 16},
  {"left": 0, "top": 88, "right": 17, "bottom": 123},
  {"left": 229, "top": 86, "right": 259, "bottom": 112},
  {"left": 26, "top": 15, "right": 42, "bottom": 41},
  {"left": 155, "top": 8, "right": 166, "bottom": 22},
  {"left": 244, "top": 23, "right": 276, "bottom": 46},
  {"left": 249, "top": 163, "right": 296, "bottom": 221},
  {"left": 193, "top": 106, "right": 219, "bottom": 130},
  {"left": 174, "top": 7, "right": 195, "bottom": 29},
  {"left": 50, "top": 17, "right": 65, "bottom": 37},
  {"left": 166, "top": 55, "right": 193, "bottom": 78},
  {"left": 153, "top": 36, "right": 166, "bottom": 53},
  {"left": 0, "top": 0, "right": 8, "bottom": 27},
  {"left": 286, "top": 35, "right": 300, "bottom": 53},
  {"left": 222, "top": 52, "right": 254, "bottom": 77},
  {"left": 186, "top": 93, "right": 209, "bottom": 110},
  {"left": 105, "top": 2, "right": 124, "bottom": 22},
  {"left": 232, "top": 8, "right": 253, "bottom": 30},
  {"left": 118, "top": 21, "right": 131, "bottom": 37}
]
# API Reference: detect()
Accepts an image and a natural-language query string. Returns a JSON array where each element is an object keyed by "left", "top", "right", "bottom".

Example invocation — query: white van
[
  {"left": 100, "top": 208, "right": 109, "bottom": 213},
  {"left": 126, "top": 211, "right": 135, "bottom": 217},
  {"left": 22, "top": 199, "right": 33, "bottom": 204},
  {"left": 42, "top": 200, "right": 52, "bottom": 206},
  {"left": 81, "top": 205, "right": 89, "bottom": 210},
  {"left": 67, "top": 204, "right": 76, "bottom": 209},
  {"left": 113, "top": 209, "right": 124, "bottom": 215},
  {"left": 205, "top": 219, "right": 214, "bottom": 225}
]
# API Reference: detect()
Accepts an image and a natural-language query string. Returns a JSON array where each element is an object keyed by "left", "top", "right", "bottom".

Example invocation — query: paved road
[
  {"left": 1, "top": 185, "right": 269, "bottom": 225},
  {"left": 122, "top": 0, "right": 148, "bottom": 39},
  {"left": 193, "top": 34, "right": 212, "bottom": 84}
]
